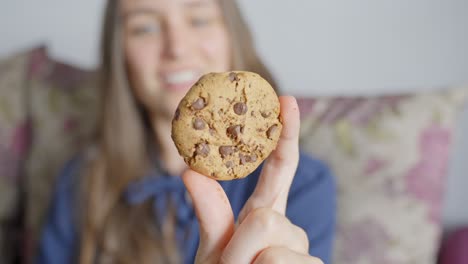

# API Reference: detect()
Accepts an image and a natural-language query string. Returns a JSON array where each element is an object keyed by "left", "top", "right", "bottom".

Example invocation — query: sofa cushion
[
  {"left": 0, "top": 46, "right": 36, "bottom": 263},
  {"left": 22, "top": 47, "right": 99, "bottom": 260},
  {"left": 298, "top": 87, "right": 468, "bottom": 264},
  {"left": 0, "top": 46, "right": 99, "bottom": 263}
]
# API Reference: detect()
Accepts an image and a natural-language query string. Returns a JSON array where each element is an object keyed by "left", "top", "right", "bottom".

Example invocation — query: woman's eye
[
  {"left": 190, "top": 17, "right": 213, "bottom": 27},
  {"left": 130, "top": 24, "right": 161, "bottom": 36}
]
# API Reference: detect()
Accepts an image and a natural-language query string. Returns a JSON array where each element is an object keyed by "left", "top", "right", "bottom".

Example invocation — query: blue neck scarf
[{"left": 123, "top": 168, "right": 199, "bottom": 263}]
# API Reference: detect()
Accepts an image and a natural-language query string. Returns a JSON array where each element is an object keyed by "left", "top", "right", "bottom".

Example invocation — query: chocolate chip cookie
[{"left": 171, "top": 71, "right": 282, "bottom": 180}]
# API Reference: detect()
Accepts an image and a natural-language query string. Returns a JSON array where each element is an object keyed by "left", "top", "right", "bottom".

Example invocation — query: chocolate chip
[
  {"left": 233, "top": 102, "right": 247, "bottom": 115},
  {"left": 251, "top": 111, "right": 255, "bottom": 117},
  {"left": 239, "top": 154, "right": 247, "bottom": 165},
  {"left": 191, "top": 98, "right": 206, "bottom": 110},
  {"left": 261, "top": 111, "right": 272, "bottom": 118},
  {"left": 193, "top": 117, "right": 206, "bottom": 130},
  {"left": 219, "top": 146, "right": 236, "bottom": 158},
  {"left": 174, "top": 109, "right": 180, "bottom": 121},
  {"left": 227, "top": 125, "right": 243, "bottom": 139},
  {"left": 209, "top": 128, "right": 216, "bottom": 136},
  {"left": 239, "top": 153, "right": 256, "bottom": 165},
  {"left": 229, "top": 72, "right": 239, "bottom": 82},
  {"left": 250, "top": 153, "right": 257, "bottom": 162},
  {"left": 267, "top": 125, "right": 278, "bottom": 139},
  {"left": 211, "top": 172, "right": 217, "bottom": 178},
  {"left": 195, "top": 143, "right": 210, "bottom": 157},
  {"left": 225, "top": 161, "right": 234, "bottom": 168}
]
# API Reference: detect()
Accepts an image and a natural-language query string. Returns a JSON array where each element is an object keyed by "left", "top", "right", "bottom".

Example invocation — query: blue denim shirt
[{"left": 37, "top": 152, "right": 336, "bottom": 264}]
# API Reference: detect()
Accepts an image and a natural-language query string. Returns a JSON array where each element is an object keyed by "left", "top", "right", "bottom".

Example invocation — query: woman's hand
[{"left": 183, "top": 96, "right": 323, "bottom": 264}]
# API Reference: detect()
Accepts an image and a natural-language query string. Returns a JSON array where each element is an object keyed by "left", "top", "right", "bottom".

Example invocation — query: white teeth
[{"left": 165, "top": 71, "right": 198, "bottom": 84}]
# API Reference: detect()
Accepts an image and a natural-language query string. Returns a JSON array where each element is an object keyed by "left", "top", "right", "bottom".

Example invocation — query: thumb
[{"left": 182, "top": 169, "right": 234, "bottom": 264}]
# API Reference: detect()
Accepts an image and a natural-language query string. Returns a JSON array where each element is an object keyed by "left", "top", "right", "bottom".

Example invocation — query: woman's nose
[{"left": 163, "top": 23, "right": 192, "bottom": 61}]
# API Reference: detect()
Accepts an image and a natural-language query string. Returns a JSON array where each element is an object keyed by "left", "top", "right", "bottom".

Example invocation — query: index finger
[{"left": 238, "top": 96, "right": 300, "bottom": 222}]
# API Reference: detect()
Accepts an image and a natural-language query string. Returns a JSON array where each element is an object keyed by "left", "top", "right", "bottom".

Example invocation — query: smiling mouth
[{"left": 164, "top": 70, "right": 200, "bottom": 85}]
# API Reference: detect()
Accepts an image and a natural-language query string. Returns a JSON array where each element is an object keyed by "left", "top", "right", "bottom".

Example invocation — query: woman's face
[{"left": 121, "top": 0, "right": 231, "bottom": 120}]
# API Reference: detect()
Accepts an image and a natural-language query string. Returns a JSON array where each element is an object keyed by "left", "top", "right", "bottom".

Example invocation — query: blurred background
[
  {"left": 1, "top": 0, "right": 467, "bottom": 263},
  {"left": 2, "top": 0, "right": 468, "bottom": 95}
]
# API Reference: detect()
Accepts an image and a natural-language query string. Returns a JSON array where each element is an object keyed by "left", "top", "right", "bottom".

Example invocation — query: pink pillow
[
  {"left": 23, "top": 46, "right": 98, "bottom": 261},
  {"left": 439, "top": 228, "right": 468, "bottom": 264},
  {"left": 1, "top": 46, "right": 99, "bottom": 262},
  {"left": 0, "top": 46, "right": 38, "bottom": 263}
]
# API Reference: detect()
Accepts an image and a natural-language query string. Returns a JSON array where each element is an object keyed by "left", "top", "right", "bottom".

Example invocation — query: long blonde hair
[{"left": 79, "top": 0, "right": 278, "bottom": 263}]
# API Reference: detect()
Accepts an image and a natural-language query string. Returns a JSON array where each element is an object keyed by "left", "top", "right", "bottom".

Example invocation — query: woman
[{"left": 37, "top": 0, "right": 336, "bottom": 263}]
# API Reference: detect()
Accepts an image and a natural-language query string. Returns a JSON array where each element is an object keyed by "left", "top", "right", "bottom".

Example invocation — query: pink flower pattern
[
  {"left": 11, "top": 120, "right": 31, "bottom": 158},
  {"left": 337, "top": 219, "right": 393, "bottom": 264},
  {"left": 364, "top": 158, "right": 388, "bottom": 176},
  {"left": 405, "top": 125, "right": 452, "bottom": 224}
]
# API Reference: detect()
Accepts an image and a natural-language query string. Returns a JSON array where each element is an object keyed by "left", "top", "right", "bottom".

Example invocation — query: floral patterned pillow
[
  {"left": 0, "top": 46, "right": 99, "bottom": 263},
  {"left": 297, "top": 87, "right": 468, "bottom": 264},
  {"left": 22, "top": 47, "right": 99, "bottom": 260},
  {"left": 0, "top": 47, "right": 35, "bottom": 263}
]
